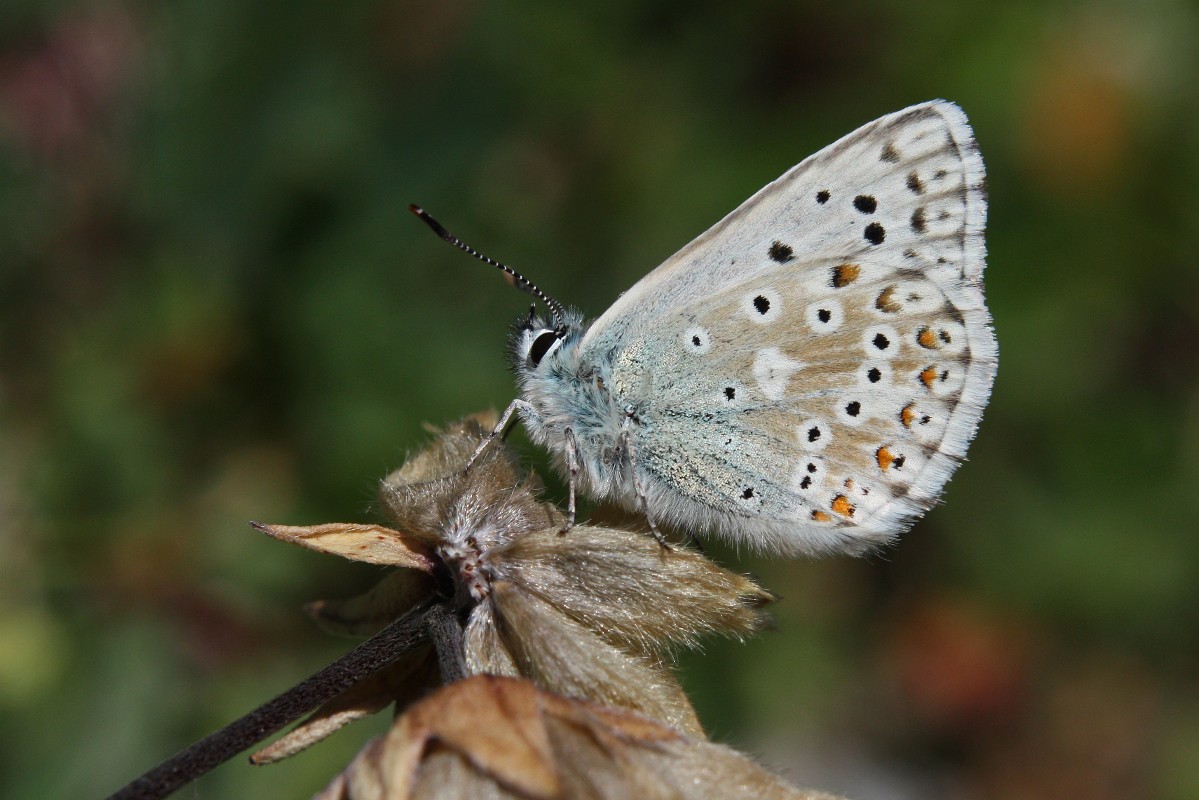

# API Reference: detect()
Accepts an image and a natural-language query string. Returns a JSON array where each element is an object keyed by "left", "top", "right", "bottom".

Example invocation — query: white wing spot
[
  {"left": 863, "top": 325, "right": 901, "bottom": 359},
  {"left": 872, "top": 280, "right": 944, "bottom": 317},
  {"left": 917, "top": 319, "right": 967, "bottom": 355},
  {"left": 900, "top": 399, "right": 945, "bottom": 446},
  {"left": 796, "top": 418, "right": 831, "bottom": 451},
  {"left": 894, "top": 280, "right": 944, "bottom": 314},
  {"left": 753, "top": 347, "right": 801, "bottom": 401},
  {"left": 805, "top": 300, "right": 844, "bottom": 333},
  {"left": 683, "top": 326, "right": 711, "bottom": 355},
  {"left": 743, "top": 288, "right": 782, "bottom": 324},
  {"left": 917, "top": 362, "right": 966, "bottom": 397},
  {"left": 877, "top": 443, "right": 928, "bottom": 480},
  {"left": 791, "top": 456, "right": 827, "bottom": 494},
  {"left": 836, "top": 396, "right": 870, "bottom": 427}
]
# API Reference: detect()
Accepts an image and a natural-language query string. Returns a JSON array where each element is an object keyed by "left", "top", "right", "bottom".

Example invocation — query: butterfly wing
[{"left": 581, "top": 100, "right": 995, "bottom": 555}]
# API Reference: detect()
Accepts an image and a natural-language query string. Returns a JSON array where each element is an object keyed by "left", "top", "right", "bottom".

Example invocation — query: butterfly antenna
[{"left": 409, "top": 205, "right": 568, "bottom": 329}]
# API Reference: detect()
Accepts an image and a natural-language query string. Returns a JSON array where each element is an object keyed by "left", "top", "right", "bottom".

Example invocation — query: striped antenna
[{"left": 409, "top": 205, "right": 567, "bottom": 328}]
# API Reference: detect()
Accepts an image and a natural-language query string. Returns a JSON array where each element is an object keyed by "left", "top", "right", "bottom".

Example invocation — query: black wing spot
[
  {"left": 724, "top": 386, "right": 736, "bottom": 400},
  {"left": 872, "top": 332, "right": 891, "bottom": 350},
  {"left": 753, "top": 295, "right": 770, "bottom": 314},
  {"left": 910, "top": 207, "right": 927, "bottom": 234},
  {"left": 768, "top": 241, "right": 794, "bottom": 263},
  {"left": 807, "top": 426, "right": 822, "bottom": 442},
  {"left": 741, "top": 487, "right": 755, "bottom": 499},
  {"left": 867, "top": 367, "right": 881, "bottom": 383},
  {"left": 864, "top": 222, "right": 886, "bottom": 245},
  {"left": 816, "top": 190, "right": 830, "bottom": 204},
  {"left": 853, "top": 195, "right": 877, "bottom": 214},
  {"left": 817, "top": 308, "right": 832, "bottom": 323},
  {"left": 846, "top": 401, "right": 861, "bottom": 417}
]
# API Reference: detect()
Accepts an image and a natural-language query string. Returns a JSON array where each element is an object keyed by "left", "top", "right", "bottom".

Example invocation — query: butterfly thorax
[{"left": 512, "top": 312, "right": 637, "bottom": 501}]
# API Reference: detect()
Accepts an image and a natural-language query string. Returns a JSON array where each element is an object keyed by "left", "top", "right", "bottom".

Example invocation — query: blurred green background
[{"left": 2, "top": 1, "right": 1198, "bottom": 798}]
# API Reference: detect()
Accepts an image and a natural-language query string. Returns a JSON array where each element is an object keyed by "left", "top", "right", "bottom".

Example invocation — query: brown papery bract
[
  {"left": 315, "top": 676, "right": 842, "bottom": 800},
  {"left": 491, "top": 526, "right": 773, "bottom": 658}
]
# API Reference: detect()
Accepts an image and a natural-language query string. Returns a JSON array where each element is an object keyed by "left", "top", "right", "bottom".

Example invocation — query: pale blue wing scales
[{"left": 586, "top": 101, "right": 995, "bottom": 555}]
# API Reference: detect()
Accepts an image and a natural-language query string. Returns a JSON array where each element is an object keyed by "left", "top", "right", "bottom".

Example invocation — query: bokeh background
[{"left": 2, "top": 1, "right": 1198, "bottom": 798}]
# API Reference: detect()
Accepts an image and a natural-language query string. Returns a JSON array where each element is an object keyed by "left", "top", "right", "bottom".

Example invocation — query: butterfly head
[{"left": 511, "top": 305, "right": 585, "bottom": 373}]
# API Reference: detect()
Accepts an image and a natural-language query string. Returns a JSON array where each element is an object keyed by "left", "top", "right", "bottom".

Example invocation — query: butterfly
[{"left": 411, "top": 100, "right": 996, "bottom": 557}]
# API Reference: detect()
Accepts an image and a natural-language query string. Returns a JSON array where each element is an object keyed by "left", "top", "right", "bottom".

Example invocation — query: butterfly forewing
[
  {"left": 583, "top": 101, "right": 986, "bottom": 346},
  {"left": 582, "top": 100, "right": 995, "bottom": 554}
]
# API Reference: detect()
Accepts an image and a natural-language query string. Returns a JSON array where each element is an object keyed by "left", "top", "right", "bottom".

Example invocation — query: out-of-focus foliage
[{"left": 1, "top": 1, "right": 1196, "bottom": 798}]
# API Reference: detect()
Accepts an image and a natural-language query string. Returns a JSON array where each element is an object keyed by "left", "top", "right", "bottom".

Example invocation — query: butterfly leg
[
  {"left": 619, "top": 420, "right": 669, "bottom": 550},
  {"left": 465, "top": 398, "right": 530, "bottom": 472},
  {"left": 561, "top": 427, "right": 580, "bottom": 534}
]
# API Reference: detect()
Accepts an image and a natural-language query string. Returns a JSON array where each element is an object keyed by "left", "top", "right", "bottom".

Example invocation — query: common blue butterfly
[{"left": 413, "top": 100, "right": 996, "bottom": 556}]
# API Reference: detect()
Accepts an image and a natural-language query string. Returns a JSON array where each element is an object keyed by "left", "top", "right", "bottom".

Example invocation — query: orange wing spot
[
  {"left": 875, "top": 285, "right": 901, "bottom": 313},
  {"left": 916, "top": 327, "right": 939, "bottom": 349},
  {"left": 831, "top": 495, "right": 855, "bottom": 517},
  {"left": 900, "top": 403, "right": 917, "bottom": 427},
  {"left": 811, "top": 510, "right": 831, "bottom": 522},
  {"left": 877, "top": 446, "right": 895, "bottom": 470},
  {"left": 919, "top": 366, "right": 938, "bottom": 388},
  {"left": 832, "top": 263, "right": 861, "bottom": 288}
]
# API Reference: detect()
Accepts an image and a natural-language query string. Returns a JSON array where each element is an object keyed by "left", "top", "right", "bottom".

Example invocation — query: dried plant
[
  {"left": 251, "top": 412, "right": 774, "bottom": 757},
  {"left": 316, "top": 675, "right": 842, "bottom": 800},
  {"left": 109, "top": 414, "right": 847, "bottom": 800}
]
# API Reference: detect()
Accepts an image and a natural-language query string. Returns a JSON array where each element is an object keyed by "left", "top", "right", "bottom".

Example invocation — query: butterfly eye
[{"left": 526, "top": 330, "right": 562, "bottom": 367}]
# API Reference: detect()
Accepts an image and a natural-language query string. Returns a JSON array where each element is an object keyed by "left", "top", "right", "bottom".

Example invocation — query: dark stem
[
  {"left": 104, "top": 602, "right": 438, "bottom": 800},
  {"left": 426, "top": 603, "right": 468, "bottom": 683}
]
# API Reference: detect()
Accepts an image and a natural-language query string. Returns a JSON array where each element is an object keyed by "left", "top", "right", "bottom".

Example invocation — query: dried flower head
[
  {"left": 316, "top": 675, "right": 842, "bottom": 800},
  {"left": 251, "top": 412, "right": 773, "bottom": 759}
]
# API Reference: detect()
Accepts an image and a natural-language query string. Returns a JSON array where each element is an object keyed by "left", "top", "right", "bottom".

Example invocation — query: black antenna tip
[
  {"left": 409, "top": 204, "right": 452, "bottom": 241},
  {"left": 406, "top": 205, "right": 569, "bottom": 327}
]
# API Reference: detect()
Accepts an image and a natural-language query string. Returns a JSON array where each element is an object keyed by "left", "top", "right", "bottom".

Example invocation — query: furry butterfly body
[{"left": 426, "top": 100, "right": 996, "bottom": 557}]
